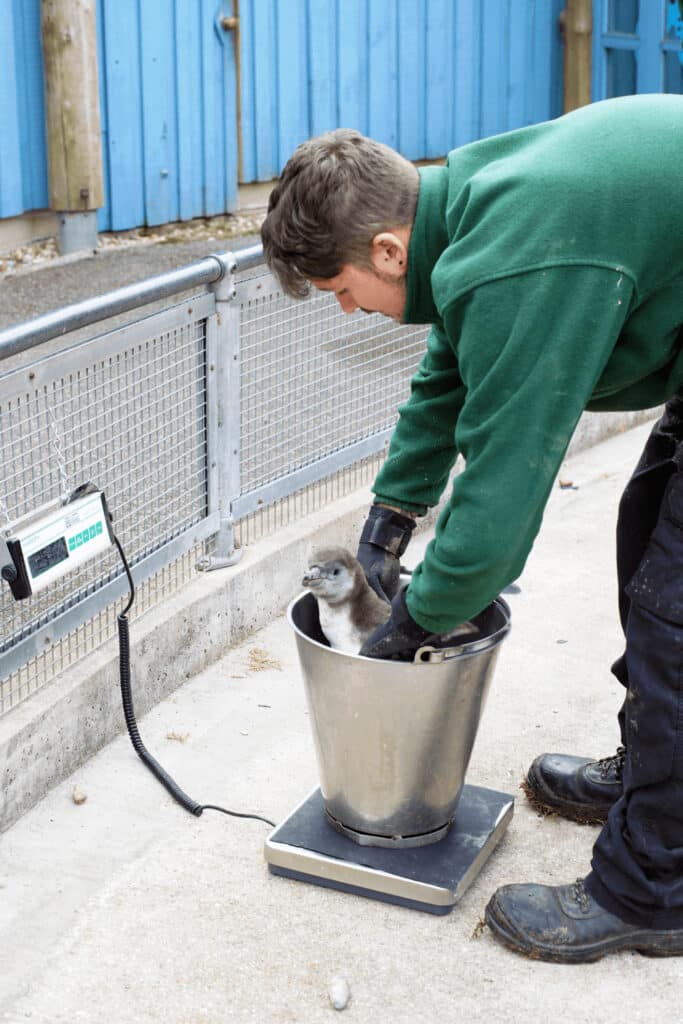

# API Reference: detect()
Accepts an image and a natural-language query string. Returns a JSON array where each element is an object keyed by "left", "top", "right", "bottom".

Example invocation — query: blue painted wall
[
  {"left": 1, "top": 0, "right": 239, "bottom": 230},
  {"left": 2, "top": 1, "right": 680, "bottom": 231},
  {"left": 97, "top": 0, "right": 239, "bottom": 230},
  {"left": 0, "top": 0, "right": 48, "bottom": 220},
  {"left": 239, "top": 0, "right": 566, "bottom": 183}
]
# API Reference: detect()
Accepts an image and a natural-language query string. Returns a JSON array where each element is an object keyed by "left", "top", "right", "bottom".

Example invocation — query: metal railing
[{"left": 0, "top": 245, "right": 428, "bottom": 713}]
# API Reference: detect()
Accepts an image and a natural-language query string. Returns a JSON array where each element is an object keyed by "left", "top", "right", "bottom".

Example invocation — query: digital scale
[{"left": 264, "top": 785, "right": 514, "bottom": 915}]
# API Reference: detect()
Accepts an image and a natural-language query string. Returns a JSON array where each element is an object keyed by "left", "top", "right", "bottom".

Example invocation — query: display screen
[{"left": 28, "top": 536, "right": 69, "bottom": 578}]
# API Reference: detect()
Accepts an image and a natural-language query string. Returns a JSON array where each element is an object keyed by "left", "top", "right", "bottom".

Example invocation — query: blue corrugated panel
[
  {"left": 425, "top": 0, "right": 456, "bottom": 158},
  {"left": 0, "top": 0, "right": 24, "bottom": 219},
  {"left": 239, "top": 0, "right": 258, "bottom": 181},
  {"left": 592, "top": 0, "right": 605, "bottom": 99},
  {"left": 0, "top": 0, "right": 48, "bottom": 219},
  {"left": 101, "top": 0, "right": 145, "bottom": 230},
  {"left": 201, "top": 0, "right": 239, "bottom": 214},
  {"left": 508, "top": 0, "right": 531, "bottom": 128},
  {"left": 308, "top": 0, "right": 337, "bottom": 138},
  {"left": 98, "top": 0, "right": 238, "bottom": 229},
  {"left": 12, "top": 0, "right": 48, "bottom": 213},
  {"left": 368, "top": 0, "right": 399, "bottom": 148},
  {"left": 251, "top": 0, "right": 279, "bottom": 181},
  {"left": 637, "top": 2, "right": 665, "bottom": 92},
  {"left": 337, "top": 0, "right": 369, "bottom": 132},
  {"left": 96, "top": 0, "right": 111, "bottom": 231},
  {"left": 140, "top": 0, "right": 180, "bottom": 226},
  {"left": 528, "top": 0, "right": 565, "bottom": 127},
  {"left": 200, "top": 0, "right": 226, "bottom": 215},
  {"left": 276, "top": 0, "right": 309, "bottom": 169},
  {"left": 397, "top": 0, "right": 426, "bottom": 159},
  {"left": 453, "top": 0, "right": 483, "bottom": 147},
  {"left": 480, "top": 0, "right": 511, "bottom": 138},
  {"left": 3, "top": 0, "right": 570, "bottom": 228},
  {"left": 221, "top": 4, "right": 239, "bottom": 212},
  {"left": 239, "top": 0, "right": 565, "bottom": 183},
  {"left": 174, "top": 1, "right": 203, "bottom": 222}
]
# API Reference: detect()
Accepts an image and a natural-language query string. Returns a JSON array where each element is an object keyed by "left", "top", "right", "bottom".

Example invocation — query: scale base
[{"left": 264, "top": 784, "right": 513, "bottom": 915}]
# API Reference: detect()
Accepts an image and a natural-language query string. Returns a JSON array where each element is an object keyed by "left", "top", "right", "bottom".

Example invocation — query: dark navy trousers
[{"left": 585, "top": 396, "right": 683, "bottom": 928}]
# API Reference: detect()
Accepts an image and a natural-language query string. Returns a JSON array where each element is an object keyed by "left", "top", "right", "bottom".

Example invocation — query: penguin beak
[{"left": 302, "top": 566, "right": 323, "bottom": 587}]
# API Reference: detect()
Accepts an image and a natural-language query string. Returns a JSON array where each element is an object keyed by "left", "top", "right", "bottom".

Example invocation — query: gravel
[{"left": 0, "top": 210, "right": 267, "bottom": 280}]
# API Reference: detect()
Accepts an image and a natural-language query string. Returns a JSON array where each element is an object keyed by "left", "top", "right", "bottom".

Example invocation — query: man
[{"left": 261, "top": 93, "right": 683, "bottom": 963}]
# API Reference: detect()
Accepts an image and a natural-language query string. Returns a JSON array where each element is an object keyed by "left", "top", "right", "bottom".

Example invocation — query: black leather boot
[
  {"left": 523, "top": 747, "right": 625, "bottom": 824},
  {"left": 485, "top": 878, "right": 683, "bottom": 963}
]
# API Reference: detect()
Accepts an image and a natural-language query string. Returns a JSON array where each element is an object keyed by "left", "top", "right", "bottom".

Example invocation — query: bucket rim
[{"left": 287, "top": 592, "right": 511, "bottom": 664}]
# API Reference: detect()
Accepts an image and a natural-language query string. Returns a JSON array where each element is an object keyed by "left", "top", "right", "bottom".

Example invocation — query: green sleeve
[
  {"left": 406, "top": 265, "right": 634, "bottom": 633},
  {"left": 372, "top": 322, "right": 466, "bottom": 513}
]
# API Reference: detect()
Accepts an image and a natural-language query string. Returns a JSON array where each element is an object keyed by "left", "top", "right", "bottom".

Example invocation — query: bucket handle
[
  {"left": 414, "top": 644, "right": 471, "bottom": 663},
  {"left": 414, "top": 629, "right": 507, "bottom": 663}
]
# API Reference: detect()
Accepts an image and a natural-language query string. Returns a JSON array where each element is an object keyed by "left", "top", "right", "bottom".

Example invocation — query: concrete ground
[{"left": 0, "top": 418, "right": 678, "bottom": 1024}]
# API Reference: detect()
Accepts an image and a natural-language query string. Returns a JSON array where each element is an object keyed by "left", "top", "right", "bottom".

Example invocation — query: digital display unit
[
  {"left": 1, "top": 488, "right": 113, "bottom": 600},
  {"left": 28, "top": 536, "right": 69, "bottom": 578}
]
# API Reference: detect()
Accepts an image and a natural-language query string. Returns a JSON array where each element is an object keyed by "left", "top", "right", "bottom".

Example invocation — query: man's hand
[
  {"left": 356, "top": 504, "right": 416, "bottom": 601},
  {"left": 359, "top": 588, "right": 432, "bottom": 660}
]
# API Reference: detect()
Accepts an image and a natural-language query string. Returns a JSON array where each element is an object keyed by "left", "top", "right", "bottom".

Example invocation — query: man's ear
[{"left": 369, "top": 231, "right": 408, "bottom": 277}]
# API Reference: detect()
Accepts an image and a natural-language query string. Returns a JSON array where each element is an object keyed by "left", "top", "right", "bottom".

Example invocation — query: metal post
[
  {"left": 197, "top": 252, "right": 244, "bottom": 571},
  {"left": 559, "top": 0, "right": 593, "bottom": 113}
]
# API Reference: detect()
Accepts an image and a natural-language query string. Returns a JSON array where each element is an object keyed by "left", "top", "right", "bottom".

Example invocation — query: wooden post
[
  {"left": 41, "top": 0, "right": 104, "bottom": 251},
  {"left": 559, "top": 0, "right": 593, "bottom": 113}
]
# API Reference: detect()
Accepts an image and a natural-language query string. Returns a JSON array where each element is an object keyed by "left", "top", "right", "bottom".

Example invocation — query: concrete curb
[{"left": 0, "top": 407, "right": 657, "bottom": 833}]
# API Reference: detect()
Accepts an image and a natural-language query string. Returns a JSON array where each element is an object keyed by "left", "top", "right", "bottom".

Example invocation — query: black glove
[
  {"left": 359, "top": 588, "right": 432, "bottom": 661},
  {"left": 356, "top": 505, "right": 416, "bottom": 601}
]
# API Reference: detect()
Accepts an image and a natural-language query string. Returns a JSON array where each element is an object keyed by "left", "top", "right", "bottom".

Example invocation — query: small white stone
[
  {"left": 328, "top": 976, "right": 351, "bottom": 1011},
  {"left": 72, "top": 785, "right": 87, "bottom": 805}
]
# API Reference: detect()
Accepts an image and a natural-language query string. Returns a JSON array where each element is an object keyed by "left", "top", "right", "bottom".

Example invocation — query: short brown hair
[{"left": 261, "top": 129, "right": 419, "bottom": 298}]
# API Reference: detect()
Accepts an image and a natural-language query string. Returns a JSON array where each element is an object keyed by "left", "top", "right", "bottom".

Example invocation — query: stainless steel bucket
[{"left": 288, "top": 592, "right": 511, "bottom": 848}]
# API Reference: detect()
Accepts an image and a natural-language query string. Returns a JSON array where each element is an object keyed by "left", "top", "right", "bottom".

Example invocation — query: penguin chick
[{"left": 302, "top": 546, "right": 390, "bottom": 653}]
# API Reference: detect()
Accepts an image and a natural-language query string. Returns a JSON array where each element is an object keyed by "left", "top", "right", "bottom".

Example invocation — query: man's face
[
  {"left": 310, "top": 264, "right": 407, "bottom": 322},
  {"left": 309, "top": 228, "right": 410, "bottom": 322}
]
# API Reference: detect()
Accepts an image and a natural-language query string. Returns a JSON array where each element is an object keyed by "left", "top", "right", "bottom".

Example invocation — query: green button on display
[{"left": 67, "top": 519, "right": 105, "bottom": 553}]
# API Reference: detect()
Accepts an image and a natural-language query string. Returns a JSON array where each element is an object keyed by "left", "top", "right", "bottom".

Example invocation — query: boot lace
[
  {"left": 571, "top": 878, "right": 590, "bottom": 913},
  {"left": 596, "top": 745, "right": 626, "bottom": 781}
]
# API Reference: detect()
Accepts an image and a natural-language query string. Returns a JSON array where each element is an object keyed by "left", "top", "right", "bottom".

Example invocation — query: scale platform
[{"left": 264, "top": 784, "right": 513, "bottom": 915}]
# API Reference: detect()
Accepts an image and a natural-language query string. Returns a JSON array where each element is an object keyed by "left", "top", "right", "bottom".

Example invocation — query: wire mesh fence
[
  {"left": 0, "top": 294, "right": 215, "bottom": 711},
  {"left": 239, "top": 281, "right": 425, "bottom": 492},
  {"left": 0, "top": 251, "right": 428, "bottom": 716}
]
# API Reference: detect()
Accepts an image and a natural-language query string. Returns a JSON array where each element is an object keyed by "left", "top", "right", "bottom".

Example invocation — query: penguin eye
[{"left": 332, "top": 568, "right": 340, "bottom": 576}]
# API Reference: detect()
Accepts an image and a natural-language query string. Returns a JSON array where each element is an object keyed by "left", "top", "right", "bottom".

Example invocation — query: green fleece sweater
[{"left": 373, "top": 94, "right": 683, "bottom": 633}]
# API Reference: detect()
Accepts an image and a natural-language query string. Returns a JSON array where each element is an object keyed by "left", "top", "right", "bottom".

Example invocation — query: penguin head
[{"left": 302, "top": 547, "right": 363, "bottom": 605}]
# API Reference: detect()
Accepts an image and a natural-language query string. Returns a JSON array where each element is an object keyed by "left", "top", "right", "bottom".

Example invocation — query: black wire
[
  {"left": 114, "top": 534, "right": 135, "bottom": 617},
  {"left": 112, "top": 533, "right": 275, "bottom": 829},
  {"left": 200, "top": 804, "right": 275, "bottom": 826}
]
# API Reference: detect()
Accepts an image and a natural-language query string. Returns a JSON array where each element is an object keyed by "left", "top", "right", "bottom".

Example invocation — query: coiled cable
[{"left": 113, "top": 534, "right": 275, "bottom": 828}]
